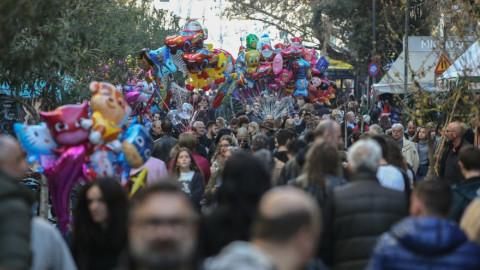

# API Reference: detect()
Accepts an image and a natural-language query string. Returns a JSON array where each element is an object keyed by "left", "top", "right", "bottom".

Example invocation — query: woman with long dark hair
[
  {"left": 71, "top": 178, "right": 128, "bottom": 270},
  {"left": 170, "top": 147, "right": 205, "bottom": 205},
  {"left": 200, "top": 152, "right": 271, "bottom": 257}
]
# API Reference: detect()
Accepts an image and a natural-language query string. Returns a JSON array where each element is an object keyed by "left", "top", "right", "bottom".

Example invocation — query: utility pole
[{"left": 404, "top": 0, "right": 410, "bottom": 94}]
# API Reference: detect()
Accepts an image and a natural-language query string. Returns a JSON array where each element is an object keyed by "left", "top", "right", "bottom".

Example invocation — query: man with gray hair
[
  {"left": 368, "top": 124, "right": 384, "bottom": 136},
  {"left": 391, "top": 123, "right": 419, "bottom": 172},
  {"left": 321, "top": 139, "right": 407, "bottom": 270}
]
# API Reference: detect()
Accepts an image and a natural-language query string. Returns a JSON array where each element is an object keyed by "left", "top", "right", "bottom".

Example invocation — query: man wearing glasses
[{"left": 120, "top": 181, "right": 201, "bottom": 270}]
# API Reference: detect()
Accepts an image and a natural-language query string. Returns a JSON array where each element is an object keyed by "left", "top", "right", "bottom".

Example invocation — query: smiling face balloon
[{"left": 14, "top": 123, "right": 57, "bottom": 155}]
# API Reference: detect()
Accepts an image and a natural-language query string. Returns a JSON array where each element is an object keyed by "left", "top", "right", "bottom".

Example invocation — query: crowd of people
[{"left": 1, "top": 92, "right": 480, "bottom": 270}]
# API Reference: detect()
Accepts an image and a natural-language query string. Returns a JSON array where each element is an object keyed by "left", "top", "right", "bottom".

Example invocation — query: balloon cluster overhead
[{"left": 137, "top": 20, "right": 337, "bottom": 110}]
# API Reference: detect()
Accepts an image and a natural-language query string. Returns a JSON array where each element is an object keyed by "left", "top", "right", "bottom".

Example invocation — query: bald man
[
  {"left": 205, "top": 187, "right": 321, "bottom": 270},
  {"left": 439, "top": 121, "right": 471, "bottom": 185},
  {"left": 236, "top": 127, "right": 250, "bottom": 152},
  {"left": 0, "top": 136, "right": 32, "bottom": 270}
]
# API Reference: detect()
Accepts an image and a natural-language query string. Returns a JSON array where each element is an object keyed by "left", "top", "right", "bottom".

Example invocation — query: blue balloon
[
  {"left": 149, "top": 46, "right": 178, "bottom": 78},
  {"left": 315, "top": 56, "right": 330, "bottom": 73}
]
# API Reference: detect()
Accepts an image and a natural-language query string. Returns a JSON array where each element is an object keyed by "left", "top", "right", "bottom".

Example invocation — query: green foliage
[{"left": 0, "top": 0, "right": 179, "bottom": 110}]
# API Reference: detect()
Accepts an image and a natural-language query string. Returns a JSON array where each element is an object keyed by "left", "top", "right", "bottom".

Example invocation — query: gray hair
[
  {"left": 193, "top": 121, "right": 204, "bottom": 128},
  {"left": 368, "top": 124, "right": 384, "bottom": 135},
  {"left": 347, "top": 139, "right": 382, "bottom": 173},
  {"left": 391, "top": 123, "right": 404, "bottom": 133}
]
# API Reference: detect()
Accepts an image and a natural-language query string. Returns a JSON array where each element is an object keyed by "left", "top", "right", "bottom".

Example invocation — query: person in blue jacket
[{"left": 367, "top": 180, "right": 480, "bottom": 270}]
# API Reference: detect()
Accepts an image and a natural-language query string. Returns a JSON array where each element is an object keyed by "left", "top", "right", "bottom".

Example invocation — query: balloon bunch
[
  {"left": 14, "top": 81, "right": 154, "bottom": 233},
  {"left": 232, "top": 35, "right": 335, "bottom": 101}
]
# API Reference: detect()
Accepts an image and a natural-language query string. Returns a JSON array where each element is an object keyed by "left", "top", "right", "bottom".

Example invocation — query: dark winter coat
[
  {"left": 449, "top": 176, "right": 480, "bottom": 222},
  {"left": 367, "top": 217, "right": 480, "bottom": 270},
  {"left": 0, "top": 171, "right": 33, "bottom": 270},
  {"left": 152, "top": 134, "right": 177, "bottom": 164},
  {"left": 321, "top": 172, "right": 407, "bottom": 270}
]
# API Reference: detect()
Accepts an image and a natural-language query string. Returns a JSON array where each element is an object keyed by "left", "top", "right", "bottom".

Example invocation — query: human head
[
  {"left": 284, "top": 119, "right": 295, "bottom": 129},
  {"left": 192, "top": 121, "right": 205, "bottom": 137},
  {"left": 347, "top": 139, "right": 382, "bottom": 174},
  {"left": 368, "top": 124, "right": 384, "bottom": 136},
  {"left": 151, "top": 120, "right": 162, "bottom": 136},
  {"left": 153, "top": 113, "right": 161, "bottom": 121},
  {"left": 128, "top": 181, "right": 199, "bottom": 270},
  {"left": 74, "top": 178, "right": 127, "bottom": 228},
  {"left": 251, "top": 134, "right": 270, "bottom": 152},
  {"left": 199, "top": 96, "right": 208, "bottom": 109},
  {"left": 172, "top": 148, "right": 200, "bottom": 175},
  {"left": 251, "top": 187, "right": 321, "bottom": 269},
  {"left": 245, "top": 104, "right": 251, "bottom": 113},
  {"left": 286, "top": 139, "right": 306, "bottom": 160},
  {"left": 458, "top": 146, "right": 480, "bottom": 177},
  {"left": 253, "top": 102, "right": 260, "bottom": 113},
  {"left": 230, "top": 118, "right": 240, "bottom": 134},
  {"left": 407, "top": 121, "right": 417, "bottom": 137},
  {"left": 0, "top": 135, "right": 28, "bottom": 179},
  {"left": 236, "top": 127, "right": 249, "bottom": 148},
  {"left": 303, "top": 112, "right": 311, "bottom": 122},
  {"left": 206, "top": 121, "right": 218, "bottom": 136},
  {"left": 215, "top": 117, "right": 226, "bottom": 130},
  {"left": 275, "top": 129, "right": 296, "bottom": 147},
  {"left": 161, "top": 118, "right": 174, "bottom": 135},
  {"left": 237, "top": 115, "right": 250, "bottom": 128},
  {"left": 304, "top": 142, "right": 340, "bottom": 183},
  {"left": 177, "top": 133, "right": 197, "bottom": 151},
  {"left": 346, "top": 111, "right": 355, "bottom": 123},
  {"left": 378, "top": 115, "right": 392, "bottom": 132},
  {"left": 248, "top": 122, "right": 260, "bottom": 137},
  {"left": 266, "top": 114, "right": 274, "bottom": 122},
  {"left": 410, "top": 180, "right": 452, "bottom": 218},
  {"left": 260, "top": 120, "right": 275, "bottom": 135},
  {"left": 313, "top": 120, "right": 342, "bottom": 149},
  {"left": 445, "top": 122, "right": 463, "bottom": 144},
  {"left": 391, "top": 123, "right": 404, "bottom": 141},
  {"left": 412, "top": 126, "right": 427, "bottom": 142},
  {"left": 218, "top": 135, "right": 236, "bottom": 156}
]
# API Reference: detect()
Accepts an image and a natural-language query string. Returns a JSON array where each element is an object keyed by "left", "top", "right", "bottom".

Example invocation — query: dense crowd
[{"left": 1, "top": 93, "right": 480, "bottom": 270}]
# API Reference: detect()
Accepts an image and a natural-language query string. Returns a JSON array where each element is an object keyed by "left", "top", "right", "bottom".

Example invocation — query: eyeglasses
[{"left": 237, "top": 138, "right": 248, "bottom": 142}]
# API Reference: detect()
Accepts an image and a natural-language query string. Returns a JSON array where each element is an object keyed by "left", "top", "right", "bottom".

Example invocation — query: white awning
[{"left": 373, "top": 36, "right": 472, "bottom": 94}]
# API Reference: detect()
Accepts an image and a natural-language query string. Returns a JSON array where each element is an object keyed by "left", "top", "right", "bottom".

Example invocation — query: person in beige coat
[{"left": 392, "top": 123, "right": 420, "bottom": 173}]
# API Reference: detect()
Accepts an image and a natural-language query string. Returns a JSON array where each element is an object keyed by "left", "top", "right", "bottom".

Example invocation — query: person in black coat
[{"left": 321, "top": 139, "right": 407, "bottom": 270}]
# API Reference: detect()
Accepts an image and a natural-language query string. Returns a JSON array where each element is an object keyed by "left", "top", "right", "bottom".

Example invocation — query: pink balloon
[{"left": 272, "top": 53, "right": 283, "bottom": 75}]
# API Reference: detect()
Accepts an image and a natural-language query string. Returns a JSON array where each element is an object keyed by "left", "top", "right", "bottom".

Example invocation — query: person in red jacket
[{"left": 168, "top": 133, "right": 211, "bottom": 184}]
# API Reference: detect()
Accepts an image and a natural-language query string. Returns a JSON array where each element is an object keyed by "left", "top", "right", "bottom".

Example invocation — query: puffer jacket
[
  {"left": 320, "top": 172, "right": 407, "bottom": 270},
  {"left": 0, "top": 171, "right": 33, "bottom": 270},
  {"left": 367, "top": 217, "right": 480, "bottom": 270}
]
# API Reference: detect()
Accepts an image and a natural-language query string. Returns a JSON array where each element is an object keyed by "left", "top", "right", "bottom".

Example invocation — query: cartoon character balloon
[
  {"left": 39, "top": 101, "right": 92, "bottom": 147},
  {"left": 245, "top": 50, "right": 261, "bottom": 74},
  {"left": 14, "top": 123, "right": 57, "bottom": 172},
  {"left": 246, "top": 34, "right": 259, "bottom": 51},
  {"left": 121, "top": 124, "right": 153, "bottom": 169},
  {"left": 89, "top": 81, "right": 129, "bottom": 150}
]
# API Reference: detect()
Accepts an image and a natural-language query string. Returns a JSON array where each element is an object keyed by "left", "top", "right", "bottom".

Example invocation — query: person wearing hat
[{"left": 260, "top": 120, "right": 276, "bottom": 151}]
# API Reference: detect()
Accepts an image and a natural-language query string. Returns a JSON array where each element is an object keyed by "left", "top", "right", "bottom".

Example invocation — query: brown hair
[{"left": 171, "top": 148, "right": 202, "bottom": 178}]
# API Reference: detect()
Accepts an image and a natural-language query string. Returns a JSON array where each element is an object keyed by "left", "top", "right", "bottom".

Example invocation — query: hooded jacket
[{"left": 367, "top": 217, "right": 480, "bottom": 270}]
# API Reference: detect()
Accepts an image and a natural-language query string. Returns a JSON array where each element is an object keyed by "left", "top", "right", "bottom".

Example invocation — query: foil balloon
[
  {"left": 43, "top": 144, "right": 92, "bottom": 234},
  {"left": 39, "top": 101, "right": 91, "bottom": 146},
  {"left": 138, "top": 46, "right": 177, "bottom": 79},
  {"left": 87, "top": 147, "right": 118, "bottom": 179},
  {"left": 178, "top": 103, "right": 194, "bottom": 120},
  {"left": 121, "top": 124, "right": 153, "bottom": 169},
  {"left": 89, "top": 81, "right": 129, "bottom": 149},
  {"left": 246, "top": 34, "right": 259, "bottom": 51},
  {"left": 293, "top": 78, "right": 309, "bottom": 97},
  {"left": 256, "top": 33, "right": 271, "bottom": 51},
  {"left": 272, "top": 53, "right": 283, "bottom": 75},
  {"left": 14, "top": 123, "right": 57, "bottom": 172},
  {"left": 245, "top": 50, "right": 261, "bottom": 74},
  {"left": 315, "top": 56, "right": 330, "bottom": 74},
  {"left": 167, "top": 110, "right": 181, "bottom": 125}
]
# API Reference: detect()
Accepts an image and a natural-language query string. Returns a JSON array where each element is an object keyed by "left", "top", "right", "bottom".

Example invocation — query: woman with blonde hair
[
  {"left": 247, "top": 122, "right": 261, "bottom": 141},
  {"left": 461, "top": 198, "right": 480, "bottom": 245}
]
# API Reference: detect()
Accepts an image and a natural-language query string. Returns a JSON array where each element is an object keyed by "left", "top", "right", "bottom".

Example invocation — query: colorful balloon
[
  {"left": 14, "top": 122, "right": 57, "bottom": 172},
  {"left": 121, "top": 124, "right": 153, "bottom": 169}
]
